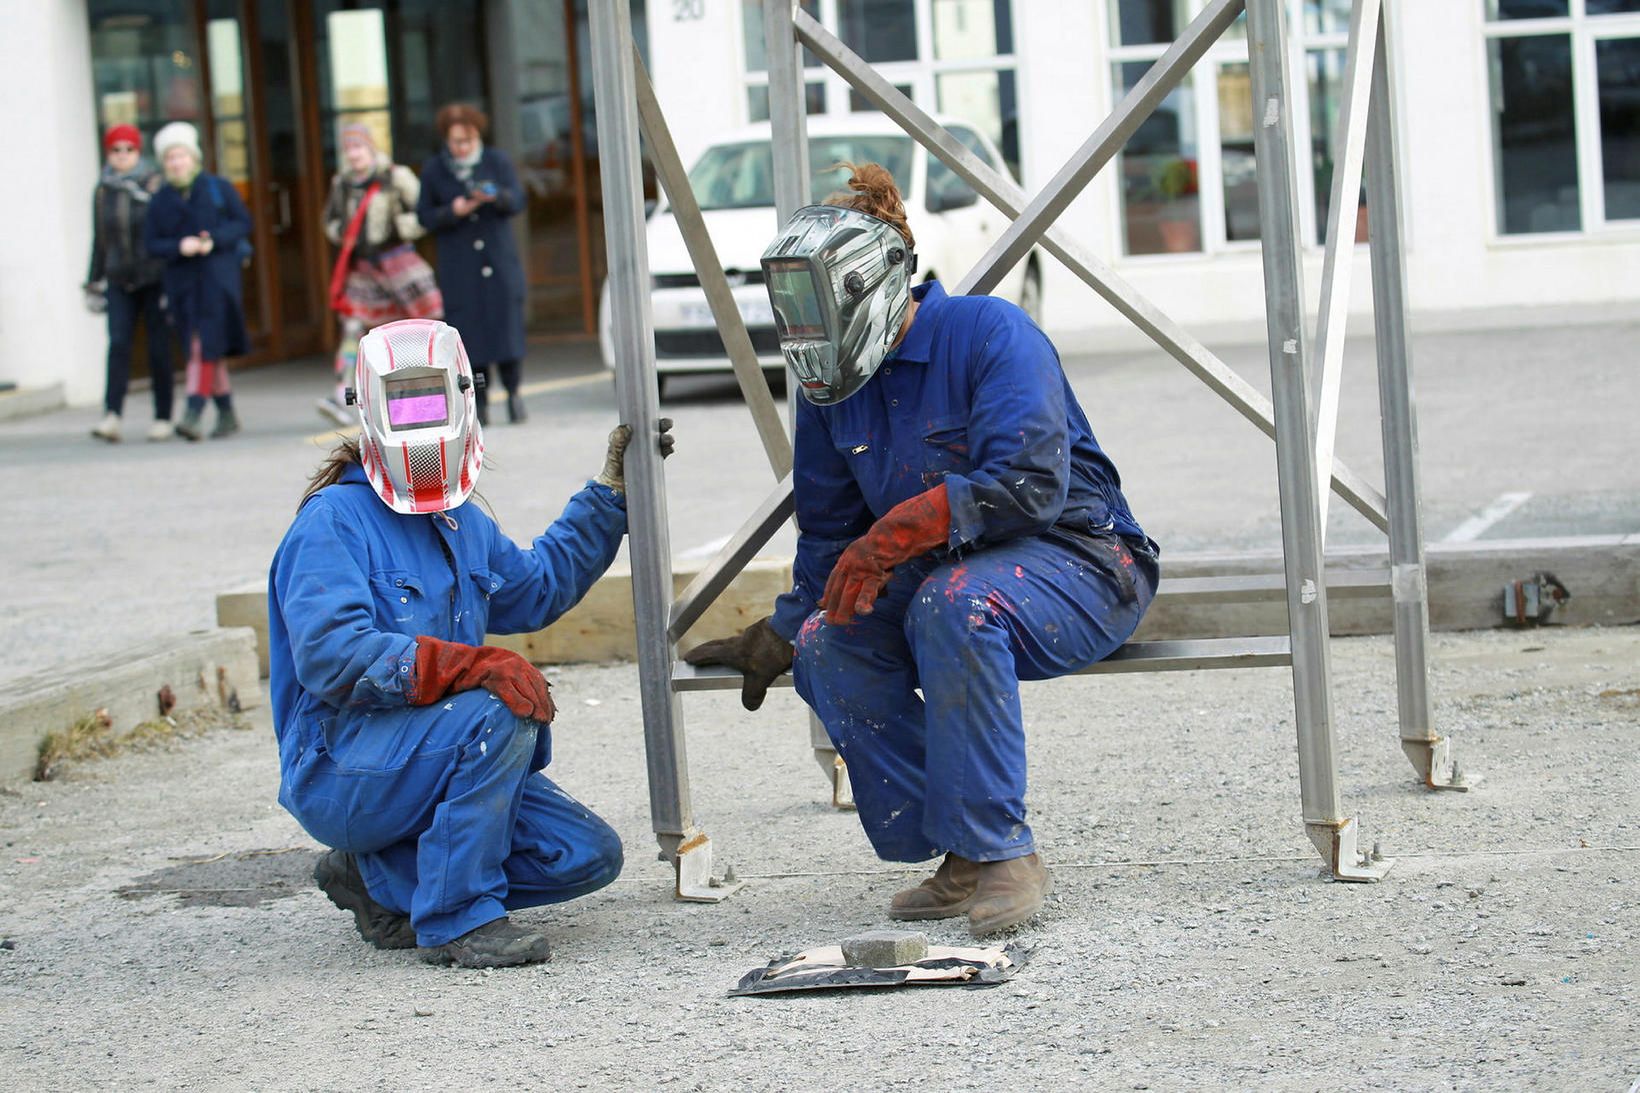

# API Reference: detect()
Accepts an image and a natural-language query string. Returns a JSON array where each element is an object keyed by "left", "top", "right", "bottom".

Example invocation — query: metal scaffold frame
[{"left": 585, "top": 0, "right": 1469, "bottom": 899}]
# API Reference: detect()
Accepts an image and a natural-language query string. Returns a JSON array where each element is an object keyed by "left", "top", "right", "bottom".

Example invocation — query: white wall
[
  {"left": 644, "top": 0, "right": 745, "bottom": 172},
  {"left": 0, "top": 0, "right": 104, "bottom": 404}
]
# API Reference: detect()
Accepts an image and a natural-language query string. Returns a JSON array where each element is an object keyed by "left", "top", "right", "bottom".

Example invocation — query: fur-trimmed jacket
[{"left": 323, "top": 162, "right": 425, "bottom": 262}]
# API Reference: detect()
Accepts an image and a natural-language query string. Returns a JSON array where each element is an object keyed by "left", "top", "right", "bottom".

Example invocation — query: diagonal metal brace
[{"left": 793, "top": 10, "right": 1388, "bottom": 534}]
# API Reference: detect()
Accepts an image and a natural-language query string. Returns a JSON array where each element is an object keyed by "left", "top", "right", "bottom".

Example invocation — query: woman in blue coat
[
  {"left": 416, "top": 103, "right": 529, "bottom": 426},
  {"left": 143, "top": 122, "right": 251, "bottom": 441},
  {"left": 687, "top": 165, "right": 1159, "bottom": 938},
  {"left": 270, "top": 318, "right": 672, "bottom": 968}
]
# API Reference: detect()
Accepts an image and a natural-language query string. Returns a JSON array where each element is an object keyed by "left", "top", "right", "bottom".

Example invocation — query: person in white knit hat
[{"left": 143, "top": 121, "right": 252, "bottom": 441}]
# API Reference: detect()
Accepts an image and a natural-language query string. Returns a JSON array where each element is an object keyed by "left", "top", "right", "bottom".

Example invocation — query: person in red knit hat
[{"left": 85, "top": 123, "right": 174, "bottom": 443}]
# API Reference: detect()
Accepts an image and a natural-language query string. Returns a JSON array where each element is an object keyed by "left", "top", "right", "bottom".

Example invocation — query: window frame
[
  {"left": 738, "top": 0, "right": 1023, "bottom": 179},
  {"left": 1105, "top": 0, "right": 1364, "bottom": 261},
  {"left": 1480, "top": 0, "right": 1640, "bottom": 242}
]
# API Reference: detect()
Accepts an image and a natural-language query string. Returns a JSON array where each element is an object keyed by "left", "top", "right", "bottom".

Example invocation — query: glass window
[
  {"left": 1588, "top": 0, "right": 1640, "bottom": 12},
  {"left": 1110, "top": 0, "right": 1190, "bottom": 47},
  {"left": 1217, "top": 62, "right": 1260, "bottom": 242},
  {"left": 747, "top": 82, "right": 826, "bottom": 124},
  {"left": 324, "top": 9, "right": 392, "bottom": 160},
  {"left": 1114, "top": 61, "right": 1200, "bottom": 254},
  {"left": 1596, "top": 37, "right": 1640, "bottom": 220},
  {"left": 88, "top": 0, "right": 204, "bottom": 148},
  {"left": 1485, "top": 0, "right": 1569, "bottom": 16},
  {"left": 839, "top": 0, "right": 918, "bottom": 63},
  {"left": 742, "top": 0, "right": 818, "bottom": 73},
  {"left": 1308, "top": 48, "right": 1369, "bottom": 243},
  {"left": 1303, "top": 0, "right": 1354, "bottom": 35},
  {"left": 205, "top": 14, "right": 250, "bottom": 185},
  {"left": 686, "top": 135, "right": 915, "bottom": 210},
  {"left": 849, "top": 84, "right": 914, "bottom": 112},
  {"left": 933, "top": 0, "right": 1013, "bottom": 59},
  {"left": 926, "top": 125, "right": 995, "bottom": 211},
  {"left": 936, "top": 68, "right": 1020, "bottom": 180},
  {"left": 1489, "top": 35, "right": 1581, "bottom": 233}
]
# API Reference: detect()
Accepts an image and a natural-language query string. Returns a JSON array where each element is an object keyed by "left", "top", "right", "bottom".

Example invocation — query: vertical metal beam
[
  {"left": 1363, "top": 5, "right": 1467, "bottom": 793},
  {"left": 764, "top": 0, "right": 812, "bottom": 225},
  {"left": 632, "top": 50, "right": 792, "bottom": 479},
  {"left": 1246, "top": 0, "right": 1386, "bottom": 881},
  {"left": 1310, "top": 0, "right": 1380, "bottom": 540},
  {"left": 586, "top": 0, "right": 740, "bottom": 900},
  {"left": 953, "top": 0, "right": 1245, "bottom": 297}
]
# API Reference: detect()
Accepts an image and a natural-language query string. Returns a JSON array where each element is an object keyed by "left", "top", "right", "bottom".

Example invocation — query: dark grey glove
[
  {"left": 593, "top": 418, "right": 675, "bottom": 494},
  {"left": 681, "top": 616, "right": 794, "bottom": 712}
]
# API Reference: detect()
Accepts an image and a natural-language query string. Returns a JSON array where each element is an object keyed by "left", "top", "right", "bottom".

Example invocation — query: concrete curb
[
  {"left": 0, "top": 628, "right": 262, "bottom": 783},
  {"left": 0, "top": 384, "right": 66, "bottom": 424},
  {"left": 216, "top": 537, "right": 1638, "bottom": 678}
]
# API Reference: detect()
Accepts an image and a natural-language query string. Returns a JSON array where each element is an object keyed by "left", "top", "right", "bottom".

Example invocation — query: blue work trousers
[
  {"left": 794, "top": 533, "right": 1155, "bottom": 864},
  {"left": 280, "top": 689, "right": 623, "bottom": 946}
]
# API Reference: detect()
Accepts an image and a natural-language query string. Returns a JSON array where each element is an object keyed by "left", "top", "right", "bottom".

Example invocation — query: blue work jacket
[
  {"left": 771, "top": 281, "right": 1150, "bottom": 640},
  {"left": 267, "top": 463, "right": 627, "bottom": 770}
]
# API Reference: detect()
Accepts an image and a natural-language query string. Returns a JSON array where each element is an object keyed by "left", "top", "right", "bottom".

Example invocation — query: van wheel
[{"left": 1020, "top": 263, "right": 1044, "bottom": 325}]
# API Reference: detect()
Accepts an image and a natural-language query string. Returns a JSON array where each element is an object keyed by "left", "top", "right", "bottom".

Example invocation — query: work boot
[
  {"left": 90, "top": 413, "right": 121, "bottom": 443},
  {"left": 210, "top": 406, "right": 241, "bottom": 439},
  {"left": 312, "top": 850, "right": 416, "bottom": 950},
  {"left": 888, "top": 853, "right": 981, "bottom": 921},
  {"left": 967, "top": 853, "right": 1053, "bottom": 937},
  {"left": 506, "top": 391, "right": 527, "bottom": 424},
  {"left": 419, "top": 918, "right": 552, "bottom": 969},
  {"left": 175, "top": 407, "right": 204, "bottom": 442}
]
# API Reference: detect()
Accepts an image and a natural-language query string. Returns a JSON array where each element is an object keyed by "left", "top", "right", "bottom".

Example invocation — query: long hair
[
  {"left": 824, "top": 161, "right": 915, "bottom": 250},
  {"left": 299, "top": 439, "right": 361, "bottom": 510}
]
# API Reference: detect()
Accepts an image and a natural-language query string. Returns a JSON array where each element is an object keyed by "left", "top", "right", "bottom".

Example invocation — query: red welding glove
[
  {"left": 410, "top": 636, "right": 556, "bottom": 723},
  {"left": 821, "top": 483, "right": 952, "bottom": 626}
]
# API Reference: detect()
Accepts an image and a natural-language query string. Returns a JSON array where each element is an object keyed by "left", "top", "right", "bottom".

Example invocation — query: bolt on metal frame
[{"left": 586, "top": 0, "right": 1469, "bottom": 897}]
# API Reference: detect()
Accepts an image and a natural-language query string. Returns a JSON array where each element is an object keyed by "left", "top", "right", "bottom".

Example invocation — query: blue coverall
[
  {"left": 269, "top": 464, "right": 627, "bottom": 946},
  {"left": 771, "top": 282, "right": 1159, "bottom": 865}
]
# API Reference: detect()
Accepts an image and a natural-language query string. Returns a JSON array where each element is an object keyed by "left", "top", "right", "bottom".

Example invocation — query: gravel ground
[{"left": 2, "top": 627, "right": 1635, "bottom": 1090}]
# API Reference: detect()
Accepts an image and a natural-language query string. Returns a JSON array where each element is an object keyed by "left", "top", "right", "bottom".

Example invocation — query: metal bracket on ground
[
  {"left": 1308, "top": 817, "right": 1393, "bottom": 883},
  {"left": 672, "top": 830, "right": 745, "bottom": 902},
  {"left": 1402, "top": 736, "right": 1479, "bottom": 792}
]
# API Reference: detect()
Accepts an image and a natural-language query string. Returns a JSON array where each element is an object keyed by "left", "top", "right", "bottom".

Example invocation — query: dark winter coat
[
  {"left": 416, "top": 147, "right": 526, "bottom": 364},
  {"left": 88, "top": 166, "right": 167, "bottom": 292},
  {"left": 144, "top": 173, "right": 252, "bottom": 360}
]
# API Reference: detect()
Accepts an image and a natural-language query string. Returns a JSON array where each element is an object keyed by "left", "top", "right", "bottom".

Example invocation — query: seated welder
[
  {"left": 686, "top": 164, "right": 1159, "bottom": 936},
  {"left": 269, "top": 318, "right": 672, "bottom": 968}
]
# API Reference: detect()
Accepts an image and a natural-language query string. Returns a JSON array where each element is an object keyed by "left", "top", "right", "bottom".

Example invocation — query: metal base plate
[
  {"left": 1403, "top": 736, "right": 1479, "bottom": 792},
  {"left": 1308, "top": 818, "right": 1393, "bottom": 882},
  {"left": 673, "top": 832, "right": 746, "bottom": 903}
]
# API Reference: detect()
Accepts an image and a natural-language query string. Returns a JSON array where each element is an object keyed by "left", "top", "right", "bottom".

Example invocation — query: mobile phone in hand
[{"left": 474, "top": 181, "right": 498, "bottom": 198}]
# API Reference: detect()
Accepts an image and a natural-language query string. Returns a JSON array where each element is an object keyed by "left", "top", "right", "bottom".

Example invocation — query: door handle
[{"left": 270, "top": 183, "right": 293, "bottom": 235}]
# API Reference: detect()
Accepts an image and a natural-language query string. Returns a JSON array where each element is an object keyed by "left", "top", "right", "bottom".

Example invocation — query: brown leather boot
[
  {"left": 888, "top": 853, "right": 981, "bottom": 920},
  {"left": 967, "top": 852, "right": 1053, "bottom": 937}
]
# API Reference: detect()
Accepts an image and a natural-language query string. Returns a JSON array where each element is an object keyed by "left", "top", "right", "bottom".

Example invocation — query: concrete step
[
  {"left": 0, "top": 383, "right": 66, "bottom": 424},
  {"left": 1, "top": 628, "right": 262, "bottom": 783},
  {"left": 217, "top": 535, "right": 1640, "bottom": 676}
]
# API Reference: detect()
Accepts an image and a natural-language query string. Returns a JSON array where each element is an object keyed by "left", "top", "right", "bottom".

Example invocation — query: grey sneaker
[
  {"left": 146, "top": 420, "right": 174, "bottom": 442},
  {"left": 175, "top": 407, "right": 204, "bottom": 442},
  {"left": 91, "top": 413, "right": 121, "bottom": 443},
  {"left": 313, "top": 850, "right": 417, "bottom": 950},
  {"left": 210, "top": 407, "right": 241, "bottom": 439},
  {"left": 419, "top": 918, "right": 552, "bottom": 968}
]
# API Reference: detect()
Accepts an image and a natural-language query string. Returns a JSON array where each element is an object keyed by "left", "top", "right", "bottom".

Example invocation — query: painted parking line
[
  {"left": 1442, "top": 491, "right": 1533, "bottom": 543},
  {"left": 304, "top": 371, "right": 611, "bottom": 446}
]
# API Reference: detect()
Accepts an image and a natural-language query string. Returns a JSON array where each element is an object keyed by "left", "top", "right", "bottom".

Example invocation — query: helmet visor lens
[
  {"left": 765, "top": 259, "right": 827, "bottom": 340},
  {"left": 384, "top": 374, "right": 450, "bottom": 429}
]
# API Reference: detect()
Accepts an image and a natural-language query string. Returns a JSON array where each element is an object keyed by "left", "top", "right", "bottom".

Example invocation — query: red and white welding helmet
[{"left": 354, "top": 319, "right": 484, "bottom": 514}]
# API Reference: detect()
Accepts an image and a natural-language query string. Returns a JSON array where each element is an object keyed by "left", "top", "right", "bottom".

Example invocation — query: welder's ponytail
[{"left": 825, "top": 162, "right": 915, "bottom": 251}]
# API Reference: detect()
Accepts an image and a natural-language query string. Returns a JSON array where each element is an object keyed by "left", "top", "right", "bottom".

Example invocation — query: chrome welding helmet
[
  {"left": 760, "top": 204, "right": 916, "bottom": 406},
  {"left": 351, "top": 319, "right": 485, "bottom": 514}
]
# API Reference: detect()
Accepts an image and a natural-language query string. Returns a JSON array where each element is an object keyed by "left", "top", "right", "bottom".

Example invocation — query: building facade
[{"left": 4, "top": 0, "right": 1637, "bottom": 404}]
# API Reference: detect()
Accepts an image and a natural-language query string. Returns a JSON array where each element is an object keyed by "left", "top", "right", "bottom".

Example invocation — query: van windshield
[{"left": 686, "top": 136, "right": 915, "bottom": 211}]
